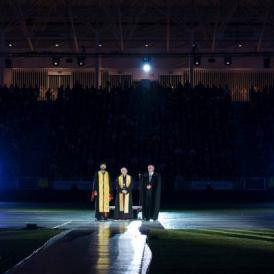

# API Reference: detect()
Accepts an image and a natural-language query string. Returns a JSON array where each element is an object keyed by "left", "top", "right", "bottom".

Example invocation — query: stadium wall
[
  {"left": 4, "top": 67, "right": 274, "bottom": 102},
  {"left": 3, "top": 56, "right": 274, "bottom": 101}
]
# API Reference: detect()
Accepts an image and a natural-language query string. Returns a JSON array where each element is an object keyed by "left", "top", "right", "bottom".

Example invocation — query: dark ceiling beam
[
  {"left": 256, "top": 6, "right": 270, "bottom": 52},
  {"left": 65, "top": 0, "right": 80, "bottom": 53},
  {"left": 2, "top": 50, "right": 274, "bottom": 58},
  {"left": 15, "top": 0, "right": 34, "bottom": 52}
]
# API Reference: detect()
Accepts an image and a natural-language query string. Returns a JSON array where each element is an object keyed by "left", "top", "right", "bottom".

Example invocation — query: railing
[
  {"left": 230, "top": 89, "right": 250, "bottom": 102},
  {"left": 10, "top": 68, "right": 274, "bottom": 103},
  {"left": 24, "top": 85, "right": 260, "bottom": 103}
]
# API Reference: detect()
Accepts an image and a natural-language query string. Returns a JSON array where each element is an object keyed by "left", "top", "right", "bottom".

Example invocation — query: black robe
[
  {"left": 92, "top": 171, "right": 112, "bottom": 220},
  {"left": 114, "top": 175, "right": 134, "bottom": 219},
  {"left": 140, "top": 172, "right": 161, "bottom": 220}
]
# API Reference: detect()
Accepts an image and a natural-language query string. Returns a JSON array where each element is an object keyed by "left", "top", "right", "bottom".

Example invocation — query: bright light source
[
  {"left": 55, "top": 43, "right": 60, "bottom": 47},
  {"left": 194, "top": 56, "right": 201, "bottom": 66},
  {"left": 143, "top": 63, "right": 151, "bottom": 72},
  {"left": 145, "top": 44, "right": 149, "bottom": 47},
  {"left": 52, "top": 57, "right": 61, "bottom": 67},
  {"left": 224, "top": 56, "right": 232, "bottom": 66},
  {"left": 77, "top": 56, "right": 85, "bottom": 66},
  {"left": 98, "top": 43, "right": 102, "bottom": 47},
  {"left": 8, "top": 43, "right": 13, "bottom": 47}
]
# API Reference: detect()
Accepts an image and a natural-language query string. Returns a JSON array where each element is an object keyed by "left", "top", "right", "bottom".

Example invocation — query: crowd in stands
[
  {"left": 249, "top": 86, "right": 274, "bottom": 176},
  {"left": 0, "top": 85, "right": 40, "bottom": 178},
  {"left": 1, "top": 82, "right": 234, "bottom": 185}
]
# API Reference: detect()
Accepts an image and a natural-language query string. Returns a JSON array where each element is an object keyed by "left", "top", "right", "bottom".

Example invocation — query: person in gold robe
[
  {"left": 114, "top": 167, "right": 134, "bottom": 220},
  {"left": 91, "top": 163, "right": 113, "bottom": 221}
]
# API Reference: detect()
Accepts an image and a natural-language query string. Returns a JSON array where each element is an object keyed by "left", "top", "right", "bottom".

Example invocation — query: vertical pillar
[
  {"left": 188, "top": 30, "right": 194, "bottom": 87},
  {"left": 166, "top": 5, "right": 170, "bottom": 53},
  {"left": 189, "top": 55, "right": 194, "bottom": 87},
  {"left": 95, "top": 54, "right": 101, "bottom": 89},
  {"left": 0, "top": 58, "right": 4, "bottom": 87},
  {"left": 0, "top": 31, "right": 5, "bottom": 86}
]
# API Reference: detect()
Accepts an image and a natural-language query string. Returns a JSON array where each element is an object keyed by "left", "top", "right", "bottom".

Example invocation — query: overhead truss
[{"left": 0, "top": 0, "right": 274, "bottom": 56}]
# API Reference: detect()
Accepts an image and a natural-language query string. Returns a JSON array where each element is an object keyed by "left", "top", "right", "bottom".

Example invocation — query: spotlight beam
[{"left": 143, "top": 63, "right": 151, "bottom": 72}]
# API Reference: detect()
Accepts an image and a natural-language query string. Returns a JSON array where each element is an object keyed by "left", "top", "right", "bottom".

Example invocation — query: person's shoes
[{"left": 96, "top": 216, "right": 104, "bottom": 221}]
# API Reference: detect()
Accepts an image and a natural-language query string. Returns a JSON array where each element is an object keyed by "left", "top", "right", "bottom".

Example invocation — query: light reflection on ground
[
  {"left": 9, "top": 221, "right": 151, "bottom": 274},
  {"left": 158, "top": 210, "right": 274, "bottom": 229},
  {"left": 2, "top": 203, "right": 274, "bottom": 273},
  {"left": 1, "top": 203, "right": 274, "bottom": 230}
]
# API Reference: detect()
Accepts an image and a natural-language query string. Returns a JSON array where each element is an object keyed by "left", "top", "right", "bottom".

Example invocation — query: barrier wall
[
  {"left": 0, "top": 177, "right": 269, "bottom": 191},
  {"left": 8, "top": 68, "right": 274, "bottom": 102}
]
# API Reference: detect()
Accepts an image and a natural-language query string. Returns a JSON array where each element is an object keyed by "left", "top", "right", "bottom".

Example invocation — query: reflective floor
[
  {"left": 1, "top": 202, "right": 274, "bottom": 230},
  {"left": 9, "top": 221, "right": 151, "bottom": 274},
  {"left": 159, "top": 209, "right": 274, "bottom": 229},
  {"left": 1, "top": 203, "right": 274, "bottom": 273}
]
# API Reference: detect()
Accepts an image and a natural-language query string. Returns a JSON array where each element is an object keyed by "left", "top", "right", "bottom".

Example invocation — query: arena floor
[
  {"left": 1, "top": 202, "right": 274, "bottom": 230},
  {"left": 1, "top": 202, "right": 274, "bottom": 273}
]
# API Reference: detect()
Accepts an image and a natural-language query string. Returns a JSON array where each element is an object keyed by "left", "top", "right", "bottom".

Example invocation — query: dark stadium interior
[
  {"left": 1, "top": 83, "right": 233, "bottom": 179},
  {"left": 0, "top": 1, "right": 274, "bottom": 203},
  {"left": 1, "top": 1, "right": 274, "bottom": 273},
  {"left": 1, "top": 82, "right": 274, "bottom": 205}
]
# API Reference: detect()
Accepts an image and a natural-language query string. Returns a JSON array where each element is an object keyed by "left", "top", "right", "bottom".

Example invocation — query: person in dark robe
[
  {"left": 140, "top": 164, "right": 161, "bottom": 221},
  {"left": 114, "top": 167, "right": 134, "bottom": 220},
  {"left": 91, "top": 163, "right": 113, "bottom": 221}
]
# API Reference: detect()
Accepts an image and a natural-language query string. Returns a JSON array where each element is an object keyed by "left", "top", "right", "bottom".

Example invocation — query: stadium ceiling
[{"left": 1, "top": 0, "right": 274, "bottom": 57}]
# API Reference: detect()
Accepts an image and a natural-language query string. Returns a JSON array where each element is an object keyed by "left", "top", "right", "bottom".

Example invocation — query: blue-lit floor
[
  {"left": 1, "top": 202, "right": 274, "bottom": 230},
  {"left": 8, "top": 221, "right": 151, "bottom": 274},
  {"left": 2, "top": 202, "right": 274, "bottom": 274}
]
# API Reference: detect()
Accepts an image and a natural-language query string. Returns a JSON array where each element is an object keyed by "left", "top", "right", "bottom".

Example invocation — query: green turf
[
  {"left": 148, "top": 229, "right": 274, "bottom": 274},
  {"left": 0, "top": 228, "right": 61, "bottom": 273}
]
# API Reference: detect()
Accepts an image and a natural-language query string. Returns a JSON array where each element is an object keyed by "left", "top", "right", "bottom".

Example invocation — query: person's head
[
  {"left": 148, "top": 164, "right": 155, "bottom": 173},
  {"left": 100, "top": 163, "right": 107, "bottom": 171},
  {"left": 121, "top": 167, "right": 128, "bottom": 176}
]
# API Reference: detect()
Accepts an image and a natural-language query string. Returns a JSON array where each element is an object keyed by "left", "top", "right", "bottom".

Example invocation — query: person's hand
[
  {"left": 146, "top": 184, "right": 152, "bottom": 190},
  {"left": 91, "top": 191, "right": 98, "bottom": 201}
]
